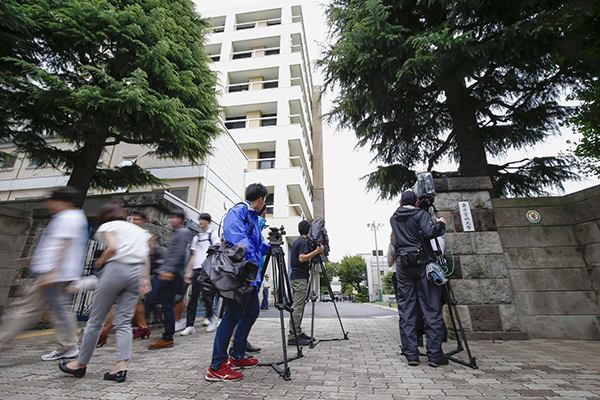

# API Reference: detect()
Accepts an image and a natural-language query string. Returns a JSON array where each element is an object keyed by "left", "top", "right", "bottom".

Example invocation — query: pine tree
[
  {"left": 0, "top": 0, "right": 221, "bottom": 205},
  {"left": 319, "top": 0, "right": 586, "bottom": 198}
]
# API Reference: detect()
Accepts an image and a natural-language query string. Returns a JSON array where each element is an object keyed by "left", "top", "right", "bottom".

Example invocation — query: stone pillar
[{"left": 434, "top": 177, "right": 527, "bottom": 340}]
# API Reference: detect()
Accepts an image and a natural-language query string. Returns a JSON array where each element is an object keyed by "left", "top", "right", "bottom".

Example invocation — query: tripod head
[{"left": 267, "top": 225, "right": 286, "bottom": 246}]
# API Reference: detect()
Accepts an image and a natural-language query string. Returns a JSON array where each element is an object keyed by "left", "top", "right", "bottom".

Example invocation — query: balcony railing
[
  {"left": 288, "top": 156, "right": 313, "bottom": 200},
  {"left": 289, "top": 113, "right": 312, "bottom": 156},
  {"left": 224, "top": 115, "right": 277, "bottom": 129},
  {"left": 226, "top": 79, "right": 279, "bottom": 93},
  {"left": 234, "top": 17, "right": 282, "bottom": 30},
  {"left": 287, "top": 204, "right": 306, "bottom": 220},
  {"left": 247, "top": 157, "right": 276, "bottom": 169},
  {"left": 205, "top": 25, "right": 225, "bottom": 33},
  {"left": 291, "top": 15, "right": 302, "bottom": 23},
  {"left": 231, "top": 47, "right": 280, "bottom": 60},
  {"left": 289, "top": 77, "right": 313, "bottom": 126}
]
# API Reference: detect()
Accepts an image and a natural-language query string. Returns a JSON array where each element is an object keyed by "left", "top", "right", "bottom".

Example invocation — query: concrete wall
[
  {"left": 434, "top": 177, "right": 528, "bottom": 340},
  {"left": 494, "top": 186, "right": 600, "bottom": 339}
]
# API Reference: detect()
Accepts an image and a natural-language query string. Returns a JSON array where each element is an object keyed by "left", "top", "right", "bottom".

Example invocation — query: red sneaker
[
  {"left": 228, "top": 356, "right": 258, "bottom": 370},
  {"left": 205, "top": 362, "right": 243, "bottom": 382}
]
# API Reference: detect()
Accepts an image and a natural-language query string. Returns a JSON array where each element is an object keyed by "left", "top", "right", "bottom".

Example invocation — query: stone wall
[
  {"left": 494, "top": 186, "right": 600, "bottom": 339},
  {"left": 0, "top": 206, "right": 33, "bottom": 316},
  {"left": 434, "top": 177, "right": 528, "bottom": 340}
]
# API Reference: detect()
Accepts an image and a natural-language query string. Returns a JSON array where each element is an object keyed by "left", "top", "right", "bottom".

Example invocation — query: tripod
[
  {"left": 304, "top": 255, "right": 349, "bottom": 348},
  {"left": 257, "top": 226, "right": 303, "bottom": 381},
  {"left": 442, "top": 280, "right": 478, "bottom": 369}
]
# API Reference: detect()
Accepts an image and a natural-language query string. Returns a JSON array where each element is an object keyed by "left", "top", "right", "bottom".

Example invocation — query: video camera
[
  {"left": 307, "top": 218, "right": 330, "bottom": 257},
  {"left": 413, "top": 171, "right": 437, "bottom": 213},
  {"left": 267, "top": 225, "right": 286, "bottom": 246}
]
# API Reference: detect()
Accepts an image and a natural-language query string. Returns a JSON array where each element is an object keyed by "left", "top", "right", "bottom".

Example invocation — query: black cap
[{"left": 401, "top": 190, "right": 418, "bottom": 206}]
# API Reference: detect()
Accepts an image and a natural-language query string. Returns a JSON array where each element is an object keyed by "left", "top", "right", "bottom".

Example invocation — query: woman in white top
[{"left": 59, "top": 202, "right": 151, "bottom": 383}]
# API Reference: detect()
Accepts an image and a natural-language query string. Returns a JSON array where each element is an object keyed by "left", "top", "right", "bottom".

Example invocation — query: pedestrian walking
[
  {"left": 0, "top": 187, "right": 88, "bottom": 367},
  {"left": 146, "top": 209, "right": 191, "bottom": 350},
  {"left": 59, "top": 202, "right": 151, "bottom": 382},
  {"left": 260, "top": 275, "right": 271, "bottom": 310},
  {"left": 181, "top": 213, "right": 221, "bottom": 336}
]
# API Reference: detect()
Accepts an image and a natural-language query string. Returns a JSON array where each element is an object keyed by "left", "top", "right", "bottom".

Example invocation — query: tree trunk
[
  {"left": 443, "top": 77, "right": 491, "bottom": 177},
  {"left": 67, "top": 132, "right": 109, "bottom": 207}
]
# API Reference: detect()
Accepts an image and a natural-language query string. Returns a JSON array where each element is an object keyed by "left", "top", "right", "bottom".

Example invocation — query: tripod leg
[
  {"left": 443, "top": 282, "right": 478, "bottom": 369},
  {"left": 443, "top": 283, "right": 462, "bottom": 349},
  {"left": 320, "top": 259, "right": 349, "bottom": 339}
]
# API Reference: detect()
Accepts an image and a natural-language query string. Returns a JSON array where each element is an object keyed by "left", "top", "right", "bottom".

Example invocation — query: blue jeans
[
  {"left": 146, "top": 274, "right": 182, "bottom": 341},
  {"left": 210, "top": 287, "right": 259, "bottom": 370},
  {"left": 261, "top": 288, "right": 269, "bottom": 309}
]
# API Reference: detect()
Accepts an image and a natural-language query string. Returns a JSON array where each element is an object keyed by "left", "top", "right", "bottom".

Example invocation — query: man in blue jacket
[
  {"left": 391, "top": 190, "right": 447, "bottom": 368},
  {"left": 205, "top": 183, "right": 270, "bottom": 382}
]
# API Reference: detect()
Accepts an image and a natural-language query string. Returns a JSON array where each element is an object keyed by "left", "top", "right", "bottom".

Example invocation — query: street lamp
[{"left": 367, "top": 221, "right": 384, "bottom": 302}]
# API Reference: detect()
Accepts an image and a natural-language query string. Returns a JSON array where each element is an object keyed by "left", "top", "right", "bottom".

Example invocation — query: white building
[
  {"left": 362, "top": 250, "right": 393, "bottom": 301},
  {"left": 199, "top": 0, "right": 325, "bottom": 249}
]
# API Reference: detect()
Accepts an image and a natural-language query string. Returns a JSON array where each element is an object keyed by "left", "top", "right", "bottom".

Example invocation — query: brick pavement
[{"left": 0, "top": 313, "right": 599, "bottom": 399}]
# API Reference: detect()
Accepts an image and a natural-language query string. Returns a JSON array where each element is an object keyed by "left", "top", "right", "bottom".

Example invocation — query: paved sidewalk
[{"left": 0, "top": 315, "right": 599, "bottom": 399}]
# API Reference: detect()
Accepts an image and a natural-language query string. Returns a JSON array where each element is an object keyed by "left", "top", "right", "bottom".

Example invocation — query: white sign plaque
[{"left": 458, "top": 201, "right": 475, "bottom": 232}]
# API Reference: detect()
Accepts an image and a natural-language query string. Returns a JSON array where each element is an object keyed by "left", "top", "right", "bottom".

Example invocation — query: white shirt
[
  {"left": 95, "top": 220, "right": 152, "bottom": 264},
  {"left": 191, "top": 229, "right": 220, "bottom": 269},
  {"left": 30, "top": 209, "right": 88, "bottom": 282}
]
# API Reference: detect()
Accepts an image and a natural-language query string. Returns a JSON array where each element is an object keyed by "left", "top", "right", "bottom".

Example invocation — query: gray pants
[
  {"left": 288, "top": 279, "right": 309, "bottom": 339},
  {"left": 0, "top": 280, "right": 78, "bottom": 352},
  {"left": 78, "top": 261, "right": 142, "bottom": 365}
]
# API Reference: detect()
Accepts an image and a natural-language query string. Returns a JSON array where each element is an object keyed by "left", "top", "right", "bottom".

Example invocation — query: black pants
[
  {"left": 186, "top": 269, "right": 218, "bottom": 327},
  {"left": 396, "top": 262, "right": 445, "bottom": 363}
]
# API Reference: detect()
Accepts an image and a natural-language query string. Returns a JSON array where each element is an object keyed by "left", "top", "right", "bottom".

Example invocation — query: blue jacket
[{"left": 223, "top": 201, "right": 270, "bottom": 286}]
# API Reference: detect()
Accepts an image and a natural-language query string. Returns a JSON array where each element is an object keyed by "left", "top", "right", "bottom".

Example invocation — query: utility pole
[{"left": 367, "top": 222, "right": 384, "bottom": 302}]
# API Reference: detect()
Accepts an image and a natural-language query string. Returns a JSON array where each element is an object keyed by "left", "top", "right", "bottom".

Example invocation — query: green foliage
[
  {"left": 356, "top": 287, "right": 368, "bottom": 303},
  {"left": 320, "top": 262, "right": 338, "bottom": 284},
  {"left": 383, "top": 270, "right": 395, "bottom": 295},
  {"left": 336, "top": 255, "right": 367, "bottom": 293},
  {"left": 319, "top": 0, "right": 586, "bottom": 198},
  {"left": 0, "top": 0, "right": 221, "bottom": 204},
  {"left": 566, "top": 2, "right": 600, "bottom": 177}
]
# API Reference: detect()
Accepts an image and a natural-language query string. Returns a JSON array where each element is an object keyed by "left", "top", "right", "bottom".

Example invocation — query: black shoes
[
  {"left": 428, "top": 358, "right": 449, "bottom": 368},
  {"left": 245, "top": 341, "right": 261, "bottom": 354},
  {"left": 58, "top": 360, "right": 86, "bottom": 378},
  {"left": 299, "top": 333, "right": 315, "bottom": 341},
  {"left": 407, "top": 359, "right": 420, "bottom": 366},
  {"left": 104, "top": 370, "right": 127, "bottom": 383},
  {"left": 287, "top": 337, "right": 310, "bottom": 346}
]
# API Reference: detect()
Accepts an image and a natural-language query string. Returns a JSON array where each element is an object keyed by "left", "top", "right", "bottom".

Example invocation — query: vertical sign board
[{"left": 458, "top": 201, "right": 475, "bottom": 232}]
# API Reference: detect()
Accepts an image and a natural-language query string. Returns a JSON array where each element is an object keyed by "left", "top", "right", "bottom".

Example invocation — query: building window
[
  {"left": 372, "top": 250, "right": 384, "bottom": 256},
  {"left": 0, "top": 154, "right": 17, "bottom": 170},
  {"left": 265, "top": 193, "right": 274, "bottom": 215},
  {"left": 27, "top": 158, "right": 49, "bottom": 168},
  {"left": 232, "top": 51, "right": 252, "bottom": 60},
  {"left": 261, "top": 114, "right": 277, "bottom": 126},
  {"left": 258, "top": 151, "right": 275, "bottom": 169},
  {"left": 169, "top": 188, "right": 189, "bottom": 202},
  {"left": 119, "top": 156, "right": 137, "bottom": 167},
  {"left": 225, "top": 116, "right": 246, "bottom": 130}
]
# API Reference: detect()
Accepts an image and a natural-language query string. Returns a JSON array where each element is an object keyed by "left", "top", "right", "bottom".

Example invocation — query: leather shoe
[
  {"left": 59, "top": 360, "right": 86, "bottom": 378},
  {"left": 245, "top": 341, "right": 261, "bottom": 354},
  {"left": 104, "top": 370, "right": 127, "bottom": 382},
  {"left": 148, "top": 338, "right": 174, "bottom": 350},
  {"left": 299, "top": 333, "right": 315, "bottom": 341},
  {"left": 428, "top": 358, "right": 449, "bottom": 368},
  {"left": 287, "top": 337, "right": 310, "bottom": 346}
]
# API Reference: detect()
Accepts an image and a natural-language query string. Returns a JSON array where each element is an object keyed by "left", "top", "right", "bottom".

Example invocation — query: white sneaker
[
  {"left": 180, "top": 326, "right": 195, "bottom": 336},
  {"left": 174, "top": 319, "right": 186, "bottom": 332},
  {"left": 202, "top": 318, "right": 210, "bottom": 326},
  {"left": 206, "top": 316, "right": 219, "bottom": 333},
  {"left": 41, "top": 347, "right": 79, "bottom": 361}
]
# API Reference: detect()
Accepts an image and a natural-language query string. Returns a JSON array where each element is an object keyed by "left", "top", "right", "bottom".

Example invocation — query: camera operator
[
  {"left": 288, "top": 221, "right": 324, "bottom": 346},
  {"left": 390, "top": 190, "right": 447, "bottom": 367}
]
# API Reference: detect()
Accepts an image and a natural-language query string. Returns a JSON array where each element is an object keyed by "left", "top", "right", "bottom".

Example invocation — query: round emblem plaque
[{"left": 526, "top": 210, "right": 541, "bottom": 223}]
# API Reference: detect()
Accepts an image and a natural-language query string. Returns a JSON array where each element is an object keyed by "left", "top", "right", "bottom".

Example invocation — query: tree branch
[{"left": 427, "top": 131, "right": 456, "bottom": 170}]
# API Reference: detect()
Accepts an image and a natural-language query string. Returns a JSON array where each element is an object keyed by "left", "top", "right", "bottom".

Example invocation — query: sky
[{"left": 195, "top": 0, "right": 600, "bottom": 262}]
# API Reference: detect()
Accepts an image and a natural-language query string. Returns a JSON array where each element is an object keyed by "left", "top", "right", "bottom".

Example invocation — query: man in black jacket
[{"left": 390, "top": 190, "right": 447, "bottom": 367}]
